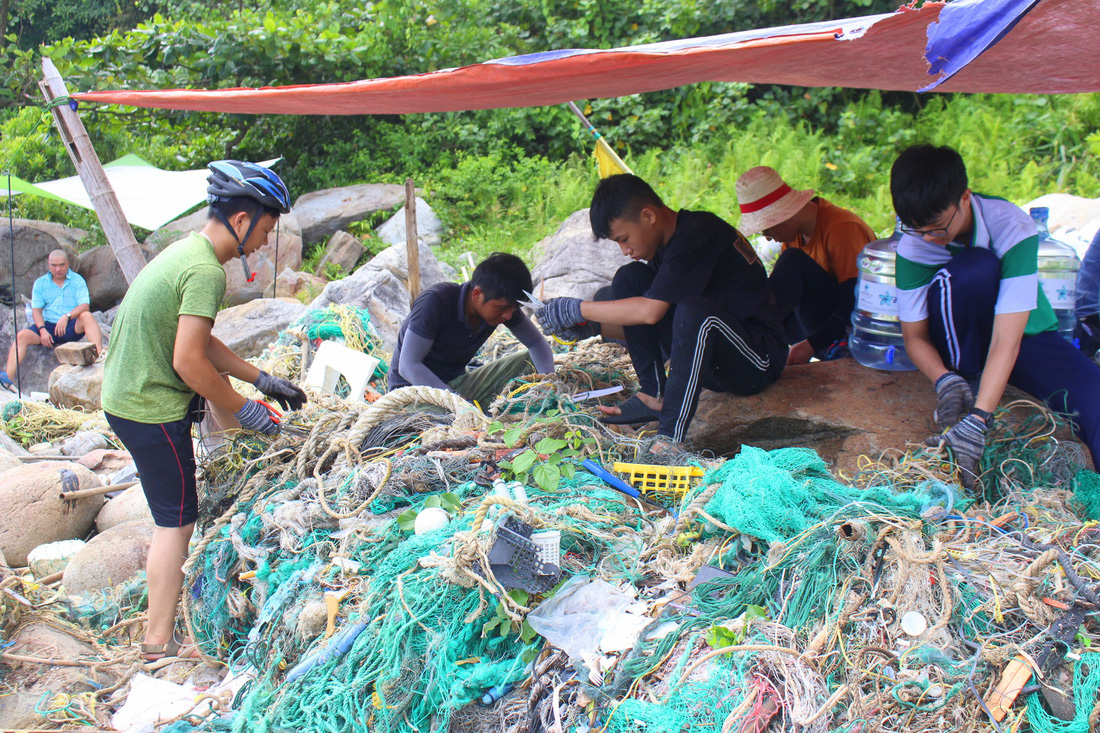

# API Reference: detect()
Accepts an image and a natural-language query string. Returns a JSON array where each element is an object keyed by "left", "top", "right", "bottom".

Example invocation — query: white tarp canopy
[{"left": 1, "top": 155, "right": 280, "bottom": 231}]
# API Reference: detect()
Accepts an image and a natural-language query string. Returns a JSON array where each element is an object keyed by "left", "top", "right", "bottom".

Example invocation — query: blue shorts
[
  {"left": 23, "top": 319, "right": 82, "bottom": 345},
  {"left": 105, "top": 395, "right": 203, "bottom": 528}
]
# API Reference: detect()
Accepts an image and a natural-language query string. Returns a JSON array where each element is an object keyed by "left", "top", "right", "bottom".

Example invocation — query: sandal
[
  {"left": 0, "top": 370, "right": 13, "bottom": 392},
  {"left": 598, "top": 395, "right": 661, "bottom": 425},
  {"left": 140, "top": 630, "right": 200, "bottom": 662}
]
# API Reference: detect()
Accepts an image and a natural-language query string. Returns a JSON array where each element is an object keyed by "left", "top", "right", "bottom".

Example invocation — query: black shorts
[
  {"left": 105, "top": 395, "right": 203, "bottom": 528},
  {"left": 23, "top": 319, "right": 82, "bottom": 345}
]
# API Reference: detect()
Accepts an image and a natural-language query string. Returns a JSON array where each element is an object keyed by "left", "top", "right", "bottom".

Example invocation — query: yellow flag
[{"left": 594, "top": 137, "right": 632, "bottom": 178}]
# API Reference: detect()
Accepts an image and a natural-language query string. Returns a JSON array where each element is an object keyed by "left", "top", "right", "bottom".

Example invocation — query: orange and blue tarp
[{"left": 71, "top": 0, "right": 1098, "bottom": 116}]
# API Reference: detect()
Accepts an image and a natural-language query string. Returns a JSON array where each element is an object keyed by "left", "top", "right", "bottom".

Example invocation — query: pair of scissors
[{"left": 521, "top": 290, "right": 578, "bottom": 346}]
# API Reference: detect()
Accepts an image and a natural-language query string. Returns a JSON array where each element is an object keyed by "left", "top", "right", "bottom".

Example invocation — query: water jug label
[
  {"left": 858, "top": 281, "right": 898, "bottom": 315},
  {"left": 1040, "top": 278, "right": 1076, "bottom": 309}
]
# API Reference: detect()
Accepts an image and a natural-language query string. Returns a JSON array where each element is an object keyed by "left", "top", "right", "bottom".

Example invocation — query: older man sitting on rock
[{"left": 1, "top": 250, "right": 103, "bottom": 391}]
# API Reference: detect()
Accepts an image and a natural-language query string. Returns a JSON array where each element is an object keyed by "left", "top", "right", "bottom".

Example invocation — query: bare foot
[{"left": 597, "top": 392, "right": 663, "bottom": 417}]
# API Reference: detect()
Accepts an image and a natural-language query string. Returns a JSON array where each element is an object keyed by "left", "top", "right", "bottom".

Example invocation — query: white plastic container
[
  {"left": 1031, "top": 207, "right": 1081, "bottom": 342},
  {"left": 850, "top": 221, "right": 917, "bottom": 371},
  {"left": 530, "top": 530, "right": 561, "bottom": 568}
]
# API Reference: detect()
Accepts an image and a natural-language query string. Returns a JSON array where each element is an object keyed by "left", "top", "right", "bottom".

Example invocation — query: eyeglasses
[{"left": 900, "top": 202, "right": 960, "bottom": 239}]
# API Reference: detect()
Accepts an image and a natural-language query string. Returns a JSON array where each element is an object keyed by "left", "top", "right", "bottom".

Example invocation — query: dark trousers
[
  {"left": 928, "top": 247, "right": 1100, "bottom": 464},
  {"left": 768, "top": 248, "right": 854, "bottom": 352},
  {"left": 612, "top": 262, "right": 786, "bottom": 442}
]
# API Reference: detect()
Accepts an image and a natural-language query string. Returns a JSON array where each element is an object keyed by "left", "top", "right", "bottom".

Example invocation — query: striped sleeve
[
  {"left": 994, "top": 233, "right": 1039, "bottom": 314},
  {"left": 895, "top": 251, "right": 939, "bottom": 322}
]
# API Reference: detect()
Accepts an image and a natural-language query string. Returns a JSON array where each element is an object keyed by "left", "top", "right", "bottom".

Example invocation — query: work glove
[
  {"left": 925, "top": 413, "right": 987, "bottom": 490},
  {"left": 235, "top": 399, "right": 280, "bottom": 435},
  {"left": 536, "top": 297, "right": 585, "bottom": 336},
  {"left": 555, "top": 320, "right": 602, "bottom": 343},
  {"left": 933, "top": 372, "right": 975, "bottom": 430},
  {"left": 255, "top": 370, "right": 308, "bottom": 411}
]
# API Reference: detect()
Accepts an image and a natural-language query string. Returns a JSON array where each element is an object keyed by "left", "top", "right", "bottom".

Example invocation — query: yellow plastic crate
[{"left": 613, "top": 462, "right": 705, "bottom": 496}]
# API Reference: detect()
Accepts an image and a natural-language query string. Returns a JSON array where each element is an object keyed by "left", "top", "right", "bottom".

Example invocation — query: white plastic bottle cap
[
  {"left": 900, "top": 611, "right": 928, "bottom": 637},
  {"left": 414, "top": 507, "right": 450, "bottom": 535}
]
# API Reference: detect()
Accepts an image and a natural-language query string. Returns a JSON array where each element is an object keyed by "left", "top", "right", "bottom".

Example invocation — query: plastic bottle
[
  {"left": 849, "top": 219, "right": 917, "bottom": 371},
  {"left": 1030, "top": 207, "right": 1081, "bottom": 342}
]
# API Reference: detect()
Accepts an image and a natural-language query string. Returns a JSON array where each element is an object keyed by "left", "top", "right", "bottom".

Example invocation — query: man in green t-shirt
[{"left": 102, "top": 161, "right": 307, "bottom": 662}]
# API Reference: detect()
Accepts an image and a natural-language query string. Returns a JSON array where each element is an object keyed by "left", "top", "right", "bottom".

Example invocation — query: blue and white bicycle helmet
[
  {"left": 206, "top": 160, "right": 291, "bottom": 214},
  {"left": 206, "top": 160, "right": 292, "bottom": 282}
]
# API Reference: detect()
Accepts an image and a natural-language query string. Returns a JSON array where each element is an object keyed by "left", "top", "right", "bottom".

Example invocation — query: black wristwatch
[{"left": 969, "top": 407, "right": 992, "bottom": 423}]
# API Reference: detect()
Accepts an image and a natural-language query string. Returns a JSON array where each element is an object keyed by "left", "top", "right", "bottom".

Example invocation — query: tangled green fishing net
[
  {"left": 697, "top": 446, "right": 961, "bottom": 545},
  {"left": 1026, "top": 653, "right": 1100, "bottom": 733},
  {"left": 1073, "top": 469, "right": 1100, "bottom": 520}
]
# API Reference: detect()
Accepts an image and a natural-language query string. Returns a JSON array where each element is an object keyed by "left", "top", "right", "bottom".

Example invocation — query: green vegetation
[{"left": 2, "top": 0, "right": 1099, "bottom": 269}]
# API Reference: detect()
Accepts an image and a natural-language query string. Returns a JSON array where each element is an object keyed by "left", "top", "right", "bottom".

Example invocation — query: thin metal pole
[{"left": 7, "top": 172, "right": 21, "bottom": 397}]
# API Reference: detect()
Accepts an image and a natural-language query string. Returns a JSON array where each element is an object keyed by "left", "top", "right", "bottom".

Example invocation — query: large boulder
[
  {"left": 62, "top": 519, "right": 154, "bottom": 597},
  {"left": 95, "top": 484, "right": 152, "bottom": 532},
  {"left": 48, "top": 362, "right": 104, "bottom": 411},
  {"left": 0, "top": 448, "right": 19, "bottom": 473},
  {"left": 376, "top": 197, "right": 446, "bottom": 248},
  {"left": 687, "top": 359, "right": 1094, "bottom": 475},
  {"left": 212, "top": 298, "right": 308, "bottom": 359},
  {"left": 78, "top": 448, "right": 133, "bottom": 477},
  {"left": 530, "top": 210, "right": 633, "bottom": 301},
  {"left": 687, "top": 359, "right": 935, "bottom": 475},
  {"left": 73, "top": 244, "right": 144, "bottom": 311},
  {"left": 0, "top": 462, "right": 104, "bottom": 566},
  {"left": 316, "top": 231, "right": 367, "bottom": 275},
  {"left": 309, "top": 240, "right": 450, "bottom": 350},
  {"left": 144, "top": 207, "right": 208, "bottom": 253},
  {"left": 293, "top": 183, "right": 406, "bottom": 245},
  {"left": 0, "top": 219, "right": 86, "bottom": 300}
]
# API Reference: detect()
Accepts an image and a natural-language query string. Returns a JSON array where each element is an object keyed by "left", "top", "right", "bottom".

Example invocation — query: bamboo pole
[
  {"left": 60, "top": 480, "right": 138, "bottom": 501},
  {"left": 405, "top": 178, "right": 420, "bottom": 306},
  {"left": 39, "top": 57, "right": 146, "bottom": 284}
]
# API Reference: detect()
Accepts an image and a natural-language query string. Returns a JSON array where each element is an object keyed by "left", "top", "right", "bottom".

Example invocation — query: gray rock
[
  {"left": 73, "top": 244, "right": 145, "bottom": 311},
  {"left": 212, "top": 298, "right": 308, "bottom": 359},
  {"left": 275, "top": 267, "right": 328, "bottom": 302},
  {"left": 376, "top": 197, "right": 446, "bottom": 248},
  {"left": 0, "top": 222, "right": 80, "bottom": 301},
  {"left": 48, "top": 363, "right": 104, "bottom": 411},
  {"left": 0, "top": 307, "right": 60, "bottom": 394},
  {"left": 530, "top": 210, "right": 633, "bottom": 301},
  {"left": 317, "top": 231, "right": 366, "bottom": 275},
  {"left": 309, "top": 240, "right": 450, "bottom": 350},
  {"left": 0, "top": 449, "right": 19, "bottom": 473},
  {"left": 143, "top": 206, "right": 208, "bottom": 252},
  {"left": 58, "top": 429, "right": 109, "bottom": 457},
  {"left": 222, "top": 216, "right": 305, "bottom": 305},
  {"left": 293, "top": 183, "right": 406, "bottom": 245}
]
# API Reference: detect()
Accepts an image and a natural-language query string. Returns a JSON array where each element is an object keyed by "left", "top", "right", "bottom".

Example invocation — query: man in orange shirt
[{"left": 736, "top": 166, "right": 875, "bottom": 365}]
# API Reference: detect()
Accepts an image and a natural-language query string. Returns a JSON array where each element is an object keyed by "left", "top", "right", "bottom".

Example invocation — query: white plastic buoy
[
  {"left": 414, "top": 507, "right": 450, "bottom": 536},
  {"left": 900, "top": 611, "right": 928, "bottom": 637}
]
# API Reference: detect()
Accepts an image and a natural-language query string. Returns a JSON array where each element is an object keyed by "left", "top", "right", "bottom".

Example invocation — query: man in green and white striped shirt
[{"left": 890, "top": 144, "right": 1099, "bottom": 487}]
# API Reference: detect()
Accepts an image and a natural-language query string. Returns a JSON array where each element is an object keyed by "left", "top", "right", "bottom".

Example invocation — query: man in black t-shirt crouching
[
  {"left": 388, "top": 253, "right": 556, "bottom": 408},
  {"left": 536, "top": 175, "right": 788, "bottom": 445}
]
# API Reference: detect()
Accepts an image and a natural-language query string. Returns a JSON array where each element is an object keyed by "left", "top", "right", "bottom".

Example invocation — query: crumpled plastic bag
[{"left": 526, "top": 575, "right": 651, "bottom": 661}]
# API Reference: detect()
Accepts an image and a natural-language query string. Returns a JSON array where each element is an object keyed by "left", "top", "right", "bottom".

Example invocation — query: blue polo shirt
[
  {"left": 388, "top": 281, "right": 525, "bottom": 388},
  {"left": 31, "top": 270, "right": 91, "bottom": 324}
]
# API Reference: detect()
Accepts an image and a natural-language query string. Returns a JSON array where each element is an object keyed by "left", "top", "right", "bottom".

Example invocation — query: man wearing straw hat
[
  {"left": 534, "top": 174, "right": 788, "bottom": 448},
  {"left": 736, "top": 166, "right": 875, "bottom": 365}
]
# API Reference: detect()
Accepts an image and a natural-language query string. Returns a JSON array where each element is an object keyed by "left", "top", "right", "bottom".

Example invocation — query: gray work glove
[
  {"left": 933, "top": 372, "right": 975, "bottom": 430},
  {"left": 235, "top": 399, "right": 280, "bottom": 435},
  {"left": 925, "top": 413, "right": 987, "bottom": 490},
  {"left": 556, "top": 320, "right": 602, "bottom": 342},
  {"left": 255, "top": 369, "right": 308, "bottom": 411},
  {"left": 537, "top": 297, "right": 585, "bottom": 336}
]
